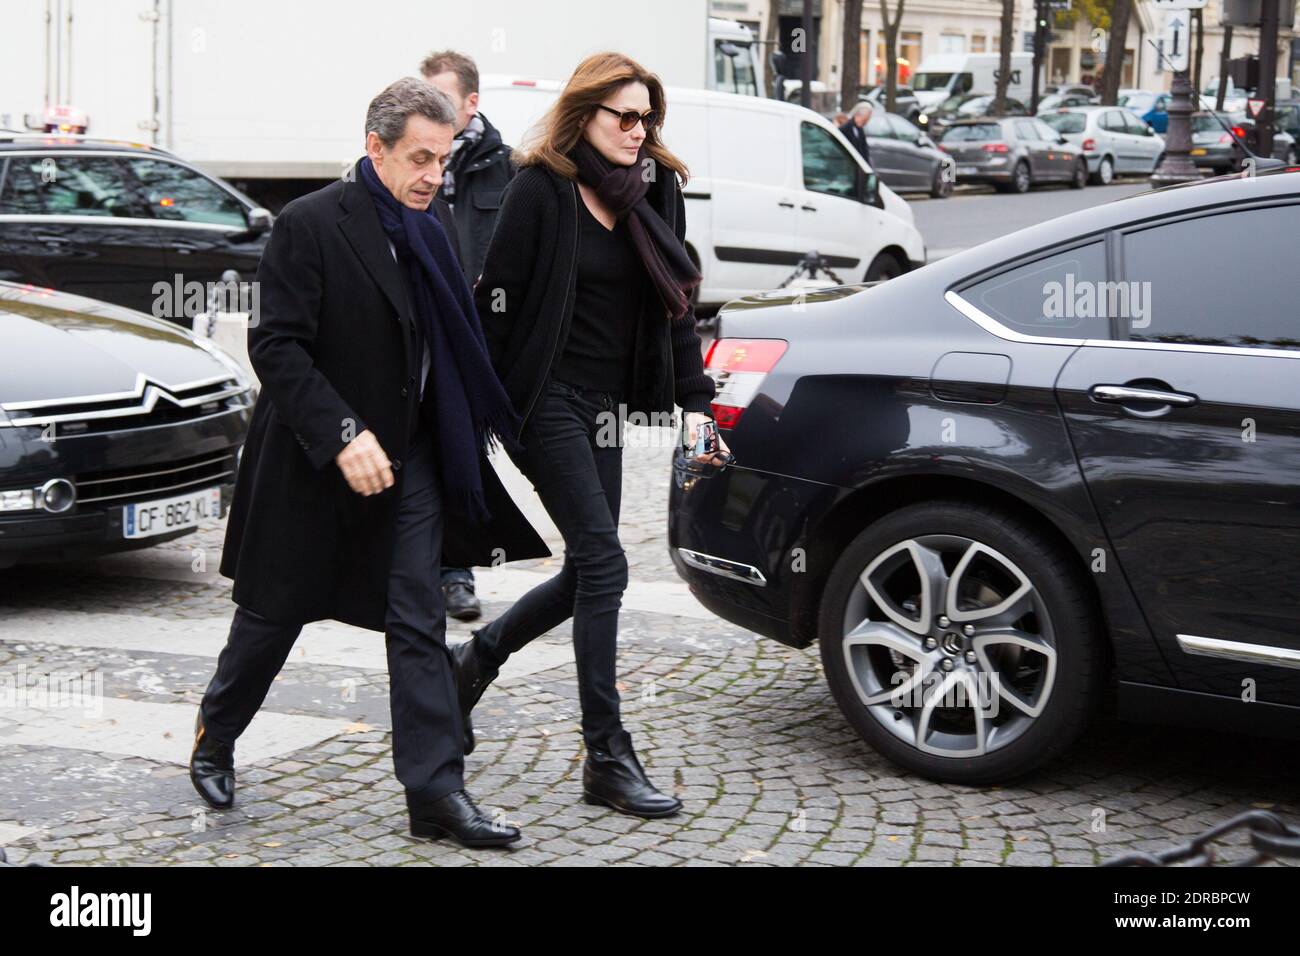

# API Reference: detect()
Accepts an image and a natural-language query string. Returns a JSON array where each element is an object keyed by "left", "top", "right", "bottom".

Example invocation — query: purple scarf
[
  {"left": 359, "top": 156, "right": 520, "bottom": 523},
  {"left": 567, "top": 139, "right": 701, "bottom": 321}
]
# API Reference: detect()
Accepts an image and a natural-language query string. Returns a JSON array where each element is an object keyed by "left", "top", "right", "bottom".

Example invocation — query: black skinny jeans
[{"left": 474, "top": 378, "right": 629, "bottom": 749}]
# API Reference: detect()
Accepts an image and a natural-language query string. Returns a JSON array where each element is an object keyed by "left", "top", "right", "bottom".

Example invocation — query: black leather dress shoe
[
  {"left": 444, "top": 581, "right": 481, "bottom": 621},
  {"left": 407, "top": 788, "right": 521, "bottom": 848},
  {"left": 451, "top": 634, "right": 499, "bottom": 756},
  {"left": 583, "top": 729, "right": 683, "bottom": 818},
  {"left": 189, "top": 710, "right": 235, "bottom": 809}
]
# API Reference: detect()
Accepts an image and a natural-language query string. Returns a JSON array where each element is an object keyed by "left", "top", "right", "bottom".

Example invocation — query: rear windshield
[
  {"left": 1040, "top": 112, "right": 1086, "bottom": 134},
  {"left": 1191, "top": 114, "right": 1229, "bottom": 133},
  {"left": 943, "top": 123, "right": 1001, "bottom": 142}
]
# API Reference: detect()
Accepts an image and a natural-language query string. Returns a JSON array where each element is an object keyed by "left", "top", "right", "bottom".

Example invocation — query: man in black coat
[
  {"left": 839, "top": 102, "right": 874, "bottom": 168},
  {"left": 422, "top": 50, "right": 516, "bottom": 623},
  {"left": 192, "top": 78, "right": 548, "bottom": 848}
]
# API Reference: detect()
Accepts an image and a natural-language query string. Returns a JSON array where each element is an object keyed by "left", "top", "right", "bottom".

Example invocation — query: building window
[
  {"left": 972, "top": 34, "right": 987, "bottom": 53},
  {"left": 876, "top": 30, "right": 922, "bottom": 85},
  {"left": 940, "top": 33, "right": 966, "bottom": 55},
  {"left": 859, "top": 28, "right": 871, "bottom": 84}
]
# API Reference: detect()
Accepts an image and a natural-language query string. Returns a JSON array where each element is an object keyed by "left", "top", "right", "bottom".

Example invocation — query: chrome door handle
[{"left": 1091, "top": 384, "right": 1198, "bottom": 407}]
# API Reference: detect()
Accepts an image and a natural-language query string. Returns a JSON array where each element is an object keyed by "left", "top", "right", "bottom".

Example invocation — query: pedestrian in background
[
  {"left": 453, "top": 52, "right": 731, "bottom": 818},
  {"left": 421, "top": 50, "right": 517, "bottom": 624},
  {"left": 840, "top": 101, "right": 873, "bottom": 168}
]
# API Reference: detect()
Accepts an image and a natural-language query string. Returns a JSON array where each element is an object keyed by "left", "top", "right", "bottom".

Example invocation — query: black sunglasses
[{"left": 596, "top": 104, "right": 661, "bottom": 132}]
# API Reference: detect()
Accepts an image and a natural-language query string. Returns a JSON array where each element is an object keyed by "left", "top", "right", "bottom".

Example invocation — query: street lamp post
[{"left": 1151, "top": 67, "right": 1201, "bottom": 185}]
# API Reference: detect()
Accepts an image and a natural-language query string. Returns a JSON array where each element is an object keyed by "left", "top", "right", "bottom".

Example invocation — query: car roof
[
  {"left": 0, "top": 133, "right": 178, "bottom": 158},
  {"left": 929, "top": 169, "right": 1300, "bottom": 285}
]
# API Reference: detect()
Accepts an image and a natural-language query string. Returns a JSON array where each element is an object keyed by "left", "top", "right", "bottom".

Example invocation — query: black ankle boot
[
  {"left": 189, "top": 710, "right": 235, "bottom": 809},
  {"left": 451, "top": 633, "right": 499, "bottom": 756},
  {"left": 443, "top": 581, "right": 481, "bottom": 621},
  {"left": 583, "top": 729, "right": 682, "bottom": 818},
  {"left": 406, "top": 788, "right": 520, "bottom": 848}
]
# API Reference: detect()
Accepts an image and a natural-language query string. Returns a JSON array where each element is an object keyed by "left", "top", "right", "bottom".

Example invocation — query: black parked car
[
  {"left": 669, "top": 170, "right": 1300, "bottom": 783},
  {"left": 0, "top": 135, "right": 270, "bottom": 318},
  {"left": 0, "top": 281, "right": 253, "bottom": 567},
  {"left": 863, "top": 111, "right": 955, "bottom": 198},
  {"left": 919, "top": 94, "right": 1028, "bottom": 136},
  {"left": 942, "top": 117, "right": 1088, "bottom": 193},
  {"left": 859, "top": 84, "right": 923, "bottom": 123}
]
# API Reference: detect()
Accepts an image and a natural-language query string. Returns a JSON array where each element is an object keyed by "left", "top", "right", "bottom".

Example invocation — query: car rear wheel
[
  {"left": 930, "top": 163, "right": 954, "bottom": 198},
  {"left": 1070, "top": 159, "right": 1087, "bottom": 189},
  {"left": 1010, "top": 160, "right": 1031, "bottom": 193},
  {"left": 1090, "top": 155, "right": 1115, "bottom": 185},
  {"left": 817, "top": 501, "right": 1102, "bottom": 784},
  {"left": 864, "top": 251, "right": 904, "bottom": 282}
]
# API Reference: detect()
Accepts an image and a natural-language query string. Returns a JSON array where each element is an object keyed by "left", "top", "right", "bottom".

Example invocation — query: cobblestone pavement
[{"left": 2, "top": 427, "right": 1298, "bottom": 867}]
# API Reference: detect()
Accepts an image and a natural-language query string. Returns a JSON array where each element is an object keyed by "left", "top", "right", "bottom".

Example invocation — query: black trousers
[
  {"left": 475, "top": 378, "right": 628, "bottom": 749},
  {"left": 200, "top": 423, "right": 464, "bottom": 800}
]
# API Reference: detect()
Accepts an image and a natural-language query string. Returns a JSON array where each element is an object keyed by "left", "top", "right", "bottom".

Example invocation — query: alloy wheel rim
[
  {"left": 839, "top": 534, "right": 1057, "bottom": 758},
  {"left": 1100, "top": 158, "right": 1113, "bottom": 183}
]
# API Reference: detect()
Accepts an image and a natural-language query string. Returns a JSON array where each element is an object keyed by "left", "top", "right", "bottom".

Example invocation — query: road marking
[{"left": 0, "top": 696, "right": 351, "bottom": 765}]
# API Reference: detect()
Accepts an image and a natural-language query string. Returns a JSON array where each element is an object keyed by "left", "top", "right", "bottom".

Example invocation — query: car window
[
  {"left": 1123, "top": 112, "right": 1150, "bottom": 135},
  {"left": 125, "top": 158, "right": 248, "bottom": 227},
  {"left": 1099, "top": 111, "right": 1123, "bottom": 132},
  {"left": 1122, "top": 205, "right": 1300, "bottom": 350},
  {"left": 0, "top": 155, "right": 143, "bottom": 217},
  {"left": 864, "top": 113, "right": 893, "bottom": 138},
  {"left": 800, "top": 122, "right": 859, "bottom": 200},
  {"left": 962, "top": 243, "right": 1110, "bottom": 338},
  {"left": 886, "top": 114, "right": 920, "bottom": 142},
  {"left": 1040, "top": 112, "right": 1086, "bottom": 134},
  {"left": 943, "top": 123, "right": 1000, "bottom": 142},
  {"left": 1034, "top": 119, "right": 1063, "bottom": 141},
  {"left": 1014, "top": 120, "right": 1039, "bottom": 141}
]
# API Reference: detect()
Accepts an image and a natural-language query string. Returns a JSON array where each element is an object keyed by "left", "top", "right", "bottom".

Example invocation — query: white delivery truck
[
  {"left": 483, "top": 76, "right": 926, "bottom": 309},
  {"left": 1, "top": 0, "right": 759, "bottom": 201},
  {"left": 910, "top": 53, "right": 1036, "bottom": 109}
]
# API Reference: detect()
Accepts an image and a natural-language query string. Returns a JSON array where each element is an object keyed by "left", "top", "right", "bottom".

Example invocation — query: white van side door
[{"left": 703, "top": 101, "right": 801, "bottom": 302}]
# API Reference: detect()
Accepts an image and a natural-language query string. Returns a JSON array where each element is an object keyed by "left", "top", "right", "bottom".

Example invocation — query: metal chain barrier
[{"left": 1104, "top": 810, "right": 1300, "bottom": 867}]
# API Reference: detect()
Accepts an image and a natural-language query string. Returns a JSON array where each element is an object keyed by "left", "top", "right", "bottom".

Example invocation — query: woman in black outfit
[{"left": 455, "top": 52, "right": 730, "bottom": 818}]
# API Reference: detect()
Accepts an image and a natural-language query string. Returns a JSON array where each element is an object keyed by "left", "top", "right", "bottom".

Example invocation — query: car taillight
[
  {"left": 704, "top": 337, "right": 788, "bottom": 430},
  {"left": 982, "top": 142, "right": 1010, "bottom": 153},
  {"left": 1081, "top": 138, "right": 1096, "bottom": 151},
  {"left": 1232, "top": 125, "right": 1246, "bottom": 140}
]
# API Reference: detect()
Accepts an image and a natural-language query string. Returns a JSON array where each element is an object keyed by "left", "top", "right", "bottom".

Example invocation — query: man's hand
[
  {"left": 335, "top": 429, "right": 394, "bottom": 495},
  {"left": 684, "top": 411, "right": 732, "bottom": 469}
]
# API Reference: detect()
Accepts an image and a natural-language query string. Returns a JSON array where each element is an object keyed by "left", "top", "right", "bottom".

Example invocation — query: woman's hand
[{"left": 684, "top": 412, "right": 732, "bottom": 469}]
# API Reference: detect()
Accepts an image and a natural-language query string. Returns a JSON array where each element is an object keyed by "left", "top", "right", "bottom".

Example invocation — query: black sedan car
[
  {"left": 670, "top": 170, "right": 1300, "bottom": 784},
  {"left": 0, "top": 135, "right": 270, "bottom": 319},
  {"left": 919, "top": 94, "right": 1028, "bottom": 137},
  {"left": 863, "top": 111, "right": 955, "bottom": 198},
  {"left": 942, "top": 117, "right": 1088, "bottom": 193},
  {"left": 0, "top": 281, "right": 253, "bottom": 566}
]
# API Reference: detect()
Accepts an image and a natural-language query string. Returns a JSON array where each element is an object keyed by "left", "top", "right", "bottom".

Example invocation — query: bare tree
[
  {"left": 765, "top": 0, "right": 782, "bottom": 99},
  {"left": 880, "top": 0, "right": 905, "bottom": 112},
  {"left": 992, "top": 0, "right": 1014, "bottom": 115},
  {"left": 1192, "top": 6, "right": 1205, "bottom": 97},
  {"left": 842, "top": 0, "right": 864, "bottom": 113},
  {"left": 1216, "top": 24, "right": 1234, "bottom": 111},
  {"left": 1099, "top": 0, "right": 1133, "bottom": 105}
]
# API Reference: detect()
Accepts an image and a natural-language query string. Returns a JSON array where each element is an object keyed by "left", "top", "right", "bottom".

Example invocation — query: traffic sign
[
  {"left": 1162, "top": 10, "right": 1191, "bottom": 72},
  {"left": 1151, "top": 0, "right": 1206, "bottom": 9},
  {"left": 1248, "top": 98, "right": 1266, "bottom": 116}
]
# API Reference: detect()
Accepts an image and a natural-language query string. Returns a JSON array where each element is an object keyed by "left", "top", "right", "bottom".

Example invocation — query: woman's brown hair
[{"left": 515, "top": 52, "right": 690, "bottom": 186}]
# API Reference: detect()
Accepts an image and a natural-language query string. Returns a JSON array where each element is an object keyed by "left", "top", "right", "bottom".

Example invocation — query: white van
[
  {"left": 481, "top": 76, "right": 927, "bottom": 309},
  {"left": 911, "top": 53, "right": 1034, "bottom": 109}
]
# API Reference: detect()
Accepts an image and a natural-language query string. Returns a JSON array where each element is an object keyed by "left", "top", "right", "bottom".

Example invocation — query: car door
[
  {"left": 123, "top": 156, "right": 266, "bottom": 323},
  {"left": 1033, "top": 118, "right": 1074, "bottom": 179},
  {"left": 1054, "top": 201, "right": 1300, "bottom": 704},
  {"left": 885, "top": 113, "right": 932, "bottom": 189},
  {"left": 797, "top": 120, "right": 882, "bottom": 281},
  {"left": 1122, "top": 110, "right": 1164, "bottom": 170},
  {"left": 0, "top": 153, "right": 169, "bottom": 313},
  {"left": 861, "top": 111, "right": 902, "bottom": 186},
  {"left": 1013, "top": 119, "right": 1047, "bottom": 179}
]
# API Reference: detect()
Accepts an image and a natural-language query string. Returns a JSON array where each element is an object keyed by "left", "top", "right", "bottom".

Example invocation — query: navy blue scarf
[{"left": 358, "top": 155, "right": 519, "bottom": 522}]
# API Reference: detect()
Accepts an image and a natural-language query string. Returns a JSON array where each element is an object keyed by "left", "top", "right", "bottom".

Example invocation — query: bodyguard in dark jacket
[{"left": 193, "top": 78, "right": 547, "bottom": 848}]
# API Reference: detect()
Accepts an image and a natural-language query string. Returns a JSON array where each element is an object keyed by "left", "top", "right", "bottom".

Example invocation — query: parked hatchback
[
  {"left": 669, "top": 169, "right": 1300, "bottom": 784},
  {"left": 863, "top": 110, "right": 956, "bottom": 198},
  {"left": 1039, "top": 106, "right": 1165, "bottom": 184},
  {"left": 942, "top": 117, "right": 1087, "bottom": 193},
  {"left": 0, "top": 135, "right": 271, "bottom": 319}
]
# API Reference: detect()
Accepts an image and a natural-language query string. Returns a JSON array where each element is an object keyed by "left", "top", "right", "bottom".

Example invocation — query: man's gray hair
[
  {"left": 852, "top": 101, "right": 874, "bottom": 119},
  {"left": 365, "top": 77, "right": 456, "bottom": 147}
]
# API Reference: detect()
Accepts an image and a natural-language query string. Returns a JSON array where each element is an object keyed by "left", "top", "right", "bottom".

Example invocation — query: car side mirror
[
  {"left": 1058, "top": 134, "right": 1068, "bottom": 144},
  {"left": 245, "top": 207, "right": 273, "bottom": 235}
]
